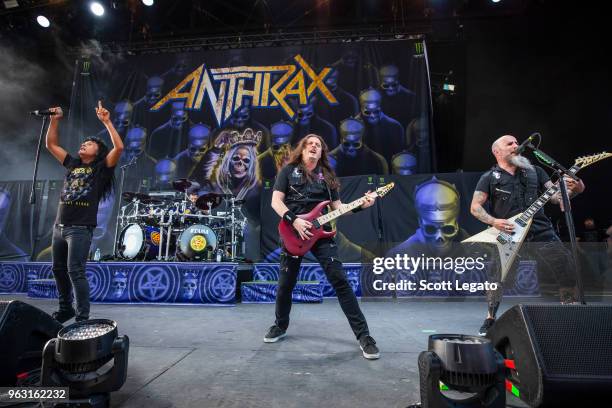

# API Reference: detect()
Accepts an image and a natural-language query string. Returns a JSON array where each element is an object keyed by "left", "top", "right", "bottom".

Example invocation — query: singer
[
  {"left": 470, "top": 134, "right": 584, "bottom": 336},
  {"left": 45, "top": 101, "right": 124, "bottom": 323}
]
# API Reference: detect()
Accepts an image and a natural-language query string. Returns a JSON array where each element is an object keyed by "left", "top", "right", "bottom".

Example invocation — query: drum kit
[{"left": 114, "top": 179, "right": 246, "bottom": 262}]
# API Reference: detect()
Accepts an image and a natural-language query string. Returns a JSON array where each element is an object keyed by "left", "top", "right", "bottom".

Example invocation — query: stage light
[
  {"left": 36, "top": 15, "right": 50, "bottom": 28},
  {"left": 442, "top": 83, "right": 456, "bottom": 92},
  {"left": 41, "top": 319, "right": 129, "bottom": 405},
  {"left": 492, "top": 0, "right": 501, "bottom": 3},
  {"left": 142, "top": 0, "right": 154, "bottom": 6},
  {"left": 414, "top": 334, "right": 506, "bottom": 408},
  {"left": 90, "top": 1, "right": 105, "bottom": 16}
]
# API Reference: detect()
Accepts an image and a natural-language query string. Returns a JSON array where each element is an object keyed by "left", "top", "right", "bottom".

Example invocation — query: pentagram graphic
[
  {"left": 202, "top": 267, "right": 236, "bottom": 303},
  {"left": 135, "top": 268, "right": 172, "bottom": 301}
]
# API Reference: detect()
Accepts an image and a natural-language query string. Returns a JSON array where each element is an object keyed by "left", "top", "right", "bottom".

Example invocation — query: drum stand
[
  {"left": 226, "top": 197, "right": 245, "bottom": 262},
  {"left": 113, "top": 156, "right": 137, "bottom": 258}
]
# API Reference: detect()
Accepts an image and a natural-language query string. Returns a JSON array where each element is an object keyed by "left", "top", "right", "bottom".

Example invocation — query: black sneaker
[
  {"left": 478, "top": 318, "right": 495, "bottom": 336},
  {"left": 263, "top": 325, "right": 286, "bottom": 343},
  {"left": 359, "top": 335, "right": 380, "bottom": 360},
  {"left": 52, "top": 309, "right": 75, "bottom": 324}
]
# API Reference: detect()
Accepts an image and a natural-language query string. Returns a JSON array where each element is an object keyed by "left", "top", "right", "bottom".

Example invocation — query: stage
[{"left": 4, "top": 294, "right": 609, "bottom": 408}]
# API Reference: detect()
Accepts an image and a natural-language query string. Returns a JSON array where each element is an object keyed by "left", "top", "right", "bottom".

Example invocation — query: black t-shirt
[
  {"left": 475, "top": 165, "right": 553, "bottom": 234},
  {"left": 56, "top": 154, "right": 115, "bottom": 226},
  {"left": 273, "top": 164, "right": 340, "bottom": 215}
]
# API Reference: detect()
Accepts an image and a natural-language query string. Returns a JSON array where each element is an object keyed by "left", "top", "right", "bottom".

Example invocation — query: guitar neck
[
  {"left": 517, "top": 165, "right": 578, "bottom": 225},
  {"left": 316, "top": 197, "right": 366, "bottom": 226}
]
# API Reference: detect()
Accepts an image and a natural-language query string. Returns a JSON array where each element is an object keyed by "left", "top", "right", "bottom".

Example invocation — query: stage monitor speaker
[
  {"left": 487, "top": 304, "right": 612, "bottom": 407},
  {"left": 0, "top": 300, "right": 62, "bottom": 386}
]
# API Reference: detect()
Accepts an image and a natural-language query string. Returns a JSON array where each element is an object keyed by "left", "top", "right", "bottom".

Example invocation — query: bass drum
[
  {"left": 177, "top": 224, "right": 217, "bottom": 261},
  {"left": 117, "top": 223, "right": 162, "bottom": 260}
]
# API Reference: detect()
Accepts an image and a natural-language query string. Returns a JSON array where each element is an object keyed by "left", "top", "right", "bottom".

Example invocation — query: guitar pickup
[
  {"left": 312, "top": 219, "right": 321, "bottom": 229},
  {"left": 497, "top": 234, "right": 510, "bottom": 244},
  {"left": 515, "top": 219, "right": 527, "bottom": 227}
]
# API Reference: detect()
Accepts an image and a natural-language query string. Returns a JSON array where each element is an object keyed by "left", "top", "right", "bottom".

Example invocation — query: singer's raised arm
[
  {"left": 45, "top": 107, "right": 68, "bottom": 164},
  {"left": 96, "top": 100, "right": 124, "bottom": 167}
]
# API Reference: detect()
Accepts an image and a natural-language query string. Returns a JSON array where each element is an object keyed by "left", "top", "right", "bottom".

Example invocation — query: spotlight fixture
[
  {"left": 142, "top": 0, "right": 154, "bottom": 6},
  {"left": 36, "top": 15, "right": 50, "bottom": 28},
  {"left": 41, "top": 319, "right": 129, "bottom": 406},
  {"left": 90, "top": 1, "right": 105, "bottom": 17},
  {"left": 415, "top": 334, "right": 506, "bottom": 408},
  {"left": 491, "top": 0, "right": 501, "bottom": 3}
]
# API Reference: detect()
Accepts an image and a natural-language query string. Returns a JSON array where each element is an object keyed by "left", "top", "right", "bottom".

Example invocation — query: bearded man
[{"left": 470, "top": 135, "right": 585, "bottom": 335}]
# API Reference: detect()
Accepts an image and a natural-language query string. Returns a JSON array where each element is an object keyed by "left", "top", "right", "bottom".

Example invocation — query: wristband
[{"left": 283, "top": 211, "right": 297, "bottom": 223}]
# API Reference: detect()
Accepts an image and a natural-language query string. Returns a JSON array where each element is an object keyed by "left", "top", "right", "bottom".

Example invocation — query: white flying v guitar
[{"left": 463, "top": 152, "right": 611, "bottom": 280}]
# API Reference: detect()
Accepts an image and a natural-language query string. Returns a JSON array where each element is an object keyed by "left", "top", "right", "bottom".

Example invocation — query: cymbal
[
  {"left": 195, "top": 193, "right": 224, "bottom": 211},
  {"left": 172, "top": 178, "right": 200, "bottom": 192},
  {"left": 122, "top": 191, "right": 150, "bottom": 202}
]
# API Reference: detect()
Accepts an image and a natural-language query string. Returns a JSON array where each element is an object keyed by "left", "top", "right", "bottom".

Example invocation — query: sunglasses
[
  {"left": 189, "top": 147, "right": 206, "bottom": 154},
  {"left": 342, "top": 141, "right": 362, "bottom": 149},
  {"left": 380, "top": 81, "right": 399, "bottom": 89},
  {"left": 363, "top": 109, "right": 381, "bottom": 116},
  {"left": 423, "top": 223, "right": 458, "bottom": 236}
]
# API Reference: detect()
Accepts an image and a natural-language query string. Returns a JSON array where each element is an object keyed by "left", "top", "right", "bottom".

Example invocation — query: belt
[{"left": 56, "top": 224, "right": 93, "bottom": 228}]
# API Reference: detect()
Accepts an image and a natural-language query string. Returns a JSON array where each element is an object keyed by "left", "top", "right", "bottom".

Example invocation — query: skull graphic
[
  {"left": 391, "top": 152, "right": 417, "bottom": 175},
  {"left": 188, "top": 124, "right": 211, "bottom": 162},
  {"left": 339, "top": 118, "right": 364, "bottom": 158},
  {"left": 182, "top": 272, "right": 198, "bottom": 300},
  {"left": 359, "top": 89, "right": 382, "bottom": 125},
  {"left": 379, "top": 65, "right": 401, "bottom": 97},
  {"left": 111, "top": 271, "right": 128, "bottom": 298},
  {"left": 414, "top": 177, "right": 460, "bottom": 254}
]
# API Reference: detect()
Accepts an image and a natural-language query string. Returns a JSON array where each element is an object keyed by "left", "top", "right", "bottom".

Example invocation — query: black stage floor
[{"left": 2, "top": 294, "right": 610, "bottom": 408}]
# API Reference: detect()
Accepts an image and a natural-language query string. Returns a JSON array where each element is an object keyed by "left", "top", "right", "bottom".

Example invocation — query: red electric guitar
[{"left": 278, "top": 182, "right": 395, "bottom": 256}]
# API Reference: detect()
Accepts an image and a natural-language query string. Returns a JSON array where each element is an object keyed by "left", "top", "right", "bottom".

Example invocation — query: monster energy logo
[
  {"left": 152, "top": 54, "right": 337, "bottom": 126},
  {"left": 415, "top": 42, "right": 424, "bottom": 55},
  {"left": 534, "top": 151, "right": 552, "bottom": 165},
  {"left": 81, "top": 60, "right": 91, "bottom": 76}
]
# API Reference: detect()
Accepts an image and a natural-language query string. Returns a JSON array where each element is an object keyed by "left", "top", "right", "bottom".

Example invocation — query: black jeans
[
  {"left": 487, "top": 228, "right": 577, "bottom": 313},
  {"left": 275, "top": 238, "right": 370, "bottom": 340},
  {"left": 52, "top": 225, "right": 93, "bottom": 320}
]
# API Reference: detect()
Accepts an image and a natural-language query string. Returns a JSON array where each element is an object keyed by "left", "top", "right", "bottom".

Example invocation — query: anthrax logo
[{"left": 151, "top": 54, "right": 337, "bottom": 126}]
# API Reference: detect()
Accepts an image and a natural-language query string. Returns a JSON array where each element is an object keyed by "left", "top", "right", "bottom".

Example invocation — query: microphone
[
  {"left": 516, "top": 133, "right": 539, "bottom": 154},
  {"left": 29, "top": 109, "right": 60, "bottom": 116}
]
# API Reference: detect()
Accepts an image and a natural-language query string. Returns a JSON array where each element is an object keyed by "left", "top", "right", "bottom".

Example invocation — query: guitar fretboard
[
  {"left": 316, "top": 197, "right": 366, "bottom": 226},
  {"left": 517, "top": 165, "right": 578, "bottom": 224}
]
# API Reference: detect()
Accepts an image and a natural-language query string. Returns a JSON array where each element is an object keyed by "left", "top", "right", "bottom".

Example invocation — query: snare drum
[
  {"left": 117, "top": 223, "right": 162, "bottom": 260},
  {"left": 177, "top": 224, "right": 217, "bottom": 261}
]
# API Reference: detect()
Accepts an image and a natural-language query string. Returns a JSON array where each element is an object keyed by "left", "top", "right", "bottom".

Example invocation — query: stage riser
[
  {"left": 241, "top": 282, "right": 323, "bottom": 303},
  {"left": 0, "top": 262, "right": 237, "bottom": 305}
]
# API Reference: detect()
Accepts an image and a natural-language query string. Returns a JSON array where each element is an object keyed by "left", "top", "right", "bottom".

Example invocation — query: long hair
[
  {"left": 215, "top": 143, "right": 260, "bottom": 200},
  {"left": 83, "top": 136, "right": 115, "bottom": 200},
  {"left": 288, "top": 134, "right": 340, "bottom": 190}
]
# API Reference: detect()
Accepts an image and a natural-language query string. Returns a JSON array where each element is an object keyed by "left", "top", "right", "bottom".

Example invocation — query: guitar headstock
[
  {"left": 574, "top": 152, "right": 611, "bottom": 170},
  {"left": 375, "top": 182, "right": 395, "bottom": 197}
]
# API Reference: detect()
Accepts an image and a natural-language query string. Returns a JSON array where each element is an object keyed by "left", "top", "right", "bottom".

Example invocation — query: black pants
[
  {"left": 486, "top": 228, "right": 577, "bottom": 314},
  {"left": 275, "top": 238, "right": 370, "bottom": 340},
  {"left": 52, "top": 225, "right": 93, "bottom": 320}
]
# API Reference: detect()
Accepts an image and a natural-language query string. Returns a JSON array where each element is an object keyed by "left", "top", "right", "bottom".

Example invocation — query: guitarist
[
  {"left": 263, "top": 134, "right": 380, "bottom": 360},
  {"left": 471, "top": 135, "right": 585, "bottom": 336}
]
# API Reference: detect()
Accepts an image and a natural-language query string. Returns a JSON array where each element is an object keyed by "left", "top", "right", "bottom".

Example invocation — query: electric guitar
[
  {"left": 279, "top": 182, "right": 395, "bottom": 256},
  {"left": 463, "top": 152, "right": 611, "bottom": 280}
]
